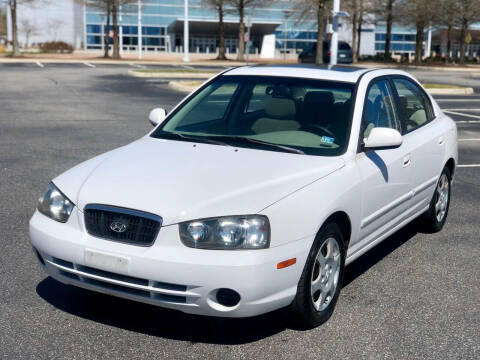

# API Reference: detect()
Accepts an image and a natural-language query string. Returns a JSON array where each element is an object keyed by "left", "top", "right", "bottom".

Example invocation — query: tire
[
  {"left": 419, "top": 166, "right": 451, "bottom": 233},
  {"left": 288, "top": 223, "right": 346, "bottom": 329}
]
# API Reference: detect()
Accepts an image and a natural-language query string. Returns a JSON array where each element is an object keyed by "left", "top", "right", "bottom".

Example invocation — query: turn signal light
[{"left": 277, "top": 258, "right": 296, "bottom": 269}]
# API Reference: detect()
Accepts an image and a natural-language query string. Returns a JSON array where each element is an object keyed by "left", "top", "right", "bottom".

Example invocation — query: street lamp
[
  {"left": 329, "top": 0, "right": 349, "bottom": 67},
  {"left": 183, "top": 0, "right": 190, "bottom": 62},
  {"left": 138, "top": 0, "right": 142, "bottom": 60}
]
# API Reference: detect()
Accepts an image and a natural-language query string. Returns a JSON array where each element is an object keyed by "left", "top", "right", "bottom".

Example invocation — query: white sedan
[{"left": 30, "top": 65, "right": 458, "bottom": 328}]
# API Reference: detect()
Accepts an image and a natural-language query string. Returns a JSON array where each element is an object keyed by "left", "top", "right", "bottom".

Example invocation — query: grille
[{"left": 84, "top": 204, "right": 162, "bottom": 246}]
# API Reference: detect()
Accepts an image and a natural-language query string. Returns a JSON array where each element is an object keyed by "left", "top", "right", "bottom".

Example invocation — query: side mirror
[
  {"left": 364, "top": 127, "right": 402, "bottom": 150},
  {"left": 149, "top": 108, "right": 167, "bottom": 127}
]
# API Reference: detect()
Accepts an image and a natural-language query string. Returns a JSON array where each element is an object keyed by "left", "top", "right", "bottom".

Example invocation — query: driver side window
[{"left": 362, "top": 80, "right": 400, "bottom": 139}]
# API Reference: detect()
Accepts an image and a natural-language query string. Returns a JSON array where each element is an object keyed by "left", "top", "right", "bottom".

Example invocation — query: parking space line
[
  {"left": 129, "top": 63, "right": 146, "bottom": 69},
  {"left": 84, "top": 62, "right": 96, "bottom": 68},
  {"left": 35, "top": 61, "right": 44, "bottom": 68},
  {"left": 437, "top": 99, "right": 480, "bottom": 102},
  {"left": 456, "top": 120, "right": 480, "bottom": 124},
  {"left": 180, "top": 64, "right": 195, "bottom": 70},
  {"left": 444, "top": 110, "right": 480, "bottom": 119},
  {"left": 443, "top": 108, "right": 480, "bottom": 111},
  {"left": 459, "top": 138, "right": 480, "bottom": 141},
  {"left": 458, "top": 164, "right": 480, "bottom": 168}
]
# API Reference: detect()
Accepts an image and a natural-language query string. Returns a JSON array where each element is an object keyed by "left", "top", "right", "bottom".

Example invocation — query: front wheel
[
  {"left": 288, "top": 223, "right": 346, "bottom": 328},
  {"left": 419, "top": 166, "right": 451, "bottom": 233}
]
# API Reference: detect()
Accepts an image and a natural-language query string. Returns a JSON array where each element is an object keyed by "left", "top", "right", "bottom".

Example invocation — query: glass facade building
[{"left": 84, "top": 0, "right": 322, "bottom": 54}]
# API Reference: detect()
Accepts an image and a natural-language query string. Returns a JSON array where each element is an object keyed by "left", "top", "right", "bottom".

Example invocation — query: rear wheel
[
  {"left": 289, "top": 223, "right": 346, "bottom": 328},
  {"left": 419, "top": 166, "right": 451, "bottom": 233}
]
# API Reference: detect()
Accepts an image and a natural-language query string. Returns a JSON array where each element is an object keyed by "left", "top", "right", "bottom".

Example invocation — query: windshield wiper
[
  {"left": 206, "top": 135, "right": 305, "bottom": 154},
  {"left": 158, "top": 132, "right": 233, "bottom": 147}
]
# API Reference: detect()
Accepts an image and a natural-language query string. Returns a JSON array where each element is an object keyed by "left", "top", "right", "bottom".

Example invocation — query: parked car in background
[
  {"left": 298, "top": 41, "right": 353, "bottom": 64},
  {"left": 30, "top": 65, "right": 457, "bottom": 328}
]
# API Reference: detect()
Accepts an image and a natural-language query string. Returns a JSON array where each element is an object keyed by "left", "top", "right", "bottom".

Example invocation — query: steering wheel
[{"left": 301, "top": 124, "right": 336, "bottom": 139}]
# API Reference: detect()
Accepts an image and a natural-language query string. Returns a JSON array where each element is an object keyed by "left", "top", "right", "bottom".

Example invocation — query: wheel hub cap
[
  {"left": 311, "top": 237, "right": 341, "bottom": 312},
  {"left": 435, "top": 174, "right": 449, "bottom": 223}
]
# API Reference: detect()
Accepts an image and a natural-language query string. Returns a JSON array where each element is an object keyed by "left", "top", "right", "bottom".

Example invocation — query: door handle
[
  {"left": 403, "top": 154, "right": 411, "bottom": 167},
  {"left": 438, "top": 136, "right": 445, "bottom": 145}
]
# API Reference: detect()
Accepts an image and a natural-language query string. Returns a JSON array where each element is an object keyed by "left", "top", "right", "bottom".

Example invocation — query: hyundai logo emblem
[{"left": 109, "top": 220, "right": 128, "bottom": 233}]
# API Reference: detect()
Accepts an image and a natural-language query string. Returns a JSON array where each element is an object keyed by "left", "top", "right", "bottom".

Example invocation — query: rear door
[
  {"left": 356, "top": 78, "right": 414, "bottom": 245},
  {"left": 391, "top": 77, "right": 446, "bottom": 210}
]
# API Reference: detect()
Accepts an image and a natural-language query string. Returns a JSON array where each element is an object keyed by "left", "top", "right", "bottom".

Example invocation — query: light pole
[
  {"left": 138, "top": 0, "right": 142, "bottom": 60},
  {"left": 329, "top": 0, "right": 348, "bottom": 67},
  {"left": 183, "top": 0, "right": 190, "bottom": 62}
]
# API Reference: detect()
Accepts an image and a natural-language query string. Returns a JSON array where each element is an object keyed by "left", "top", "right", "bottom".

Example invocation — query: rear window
[{"left": 339, "top": 42, "right": 351, "bottom": 50}]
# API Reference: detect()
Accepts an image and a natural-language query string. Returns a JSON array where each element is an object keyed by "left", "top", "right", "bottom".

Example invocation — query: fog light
[{"left": 216, "top": 288, "right": 241, "bottom": 307}]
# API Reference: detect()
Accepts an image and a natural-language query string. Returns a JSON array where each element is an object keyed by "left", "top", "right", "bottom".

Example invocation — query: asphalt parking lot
[{"left": 0, "top": 63, "right": 479, "bottom": 359}]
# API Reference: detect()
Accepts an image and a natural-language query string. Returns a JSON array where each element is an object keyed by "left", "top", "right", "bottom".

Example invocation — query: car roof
[{"left": 223, "top": 64, "right": 373, "bottom": 83}]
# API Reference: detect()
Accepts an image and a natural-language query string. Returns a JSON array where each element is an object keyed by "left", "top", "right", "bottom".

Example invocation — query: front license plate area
[{"left": 84, "top": 249, "right": 129, "bottom": 273}]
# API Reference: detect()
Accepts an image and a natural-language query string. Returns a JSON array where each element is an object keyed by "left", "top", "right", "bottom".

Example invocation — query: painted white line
[
  {"left": 180, "top": 64, "right": 195, "bottom": 70},
  {"left": 457, "top": 164, "right": 480, "bottom": 168},
  {"left": 84, "top": 62, "right": 96, "bottom": 68},
  {"left": 437, "top": 99, "right": 480, "bottom": 102},
  {"left": 456, "top": 120, "right": 480, "bottom": 124},
  {"left": 443, "top": 108, "right": 480, "bottom": 111},
  {"left": 35, "top": 61, "right": 44, "bottom": 68},
  {"left": 129, "top": 63, "right": 146, "bottom": 69},
  {"left": 444, "top": 110, "right": 480, "bottom": 119},
  {"left": 459, "top": 138, "right": 480, "bottom": 141}
]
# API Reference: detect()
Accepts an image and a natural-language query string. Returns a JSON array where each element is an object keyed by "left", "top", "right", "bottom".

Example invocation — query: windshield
[{"left": 152, "top": 75, "right": 355, "bottom": 156}]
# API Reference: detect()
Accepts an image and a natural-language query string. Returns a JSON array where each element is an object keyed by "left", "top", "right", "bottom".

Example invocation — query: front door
[{"left": 354, "top": 79, "right": 414, "bottom": 250}]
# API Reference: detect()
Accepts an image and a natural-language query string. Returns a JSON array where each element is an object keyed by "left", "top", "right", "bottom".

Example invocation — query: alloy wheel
[{"left": 311, "top": 237, "right": 341, "bottom": 312}]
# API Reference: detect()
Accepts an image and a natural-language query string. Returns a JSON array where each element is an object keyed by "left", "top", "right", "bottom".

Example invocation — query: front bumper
[{"left": 29, "top": 208, "right": 312, "bottom": 317}]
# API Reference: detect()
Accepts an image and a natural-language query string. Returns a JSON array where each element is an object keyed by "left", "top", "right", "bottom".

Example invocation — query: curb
[
  {"left": 425, "top": 87, "right": 474, "bottom": 95},
  {"left": 128, "top": 70, "right": 216, "bottom": 78},
  {"left": 168, "top": 81, "right": 201, "bottom": 93}
]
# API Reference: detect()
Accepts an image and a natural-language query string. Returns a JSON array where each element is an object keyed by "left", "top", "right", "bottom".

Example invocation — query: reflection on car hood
[{"left": 54, "top": 137, "right": 345, "bottom": 225}]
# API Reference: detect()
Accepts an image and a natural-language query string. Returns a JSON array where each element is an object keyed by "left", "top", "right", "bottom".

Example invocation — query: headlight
[
  {"left": 179, "top": 215, "right": 270, "bottom": 250},
  {"left": 37, "top": 183, "right": 74, "bottom": 223}
]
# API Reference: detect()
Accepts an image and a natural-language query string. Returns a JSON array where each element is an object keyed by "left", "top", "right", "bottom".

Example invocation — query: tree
[
  {"left": 203, "top": 0, "right": 227, "bottom": 60},
  {"left": 47, "top": 18, "right": 64, "bottom": 41},
  {"left": 227, "top": 0, "right": 267, "bottom": 61},
  {"left": 371, "top": 0, "right": 396, "bottom": 60},
  {"left": 5, "top": 0, "right": 43, "bottom": 57},
  {"left": 294, "top": 0, "right": 330, "bottom": 65},
  {"left": 457, "top": 0, "right": 480, "bottom": 64},
  {"left": 343, "top": 0, "right": 358, "bottom": 62},
  {"left": 19, "top": 18, "right": 39, "bottom": 47},
  {"left": 0, "top": 7, "right": 7, "bottom": 37},
  {"left": 396, "top": 0, "right": 439, "bottom": 64},
  {"left": 75, "top": 0, "right": 112, "bottom": 57}
]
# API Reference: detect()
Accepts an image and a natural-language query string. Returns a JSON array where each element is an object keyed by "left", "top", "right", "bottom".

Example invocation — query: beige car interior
[{"left": 251, "top": 97, "right": 301, "bottom": 134}]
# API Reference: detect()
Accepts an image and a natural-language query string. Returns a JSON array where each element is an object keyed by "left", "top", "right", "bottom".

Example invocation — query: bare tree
[
  {"left": 227, "top": 0, "right": 268, "bottom": 61},
  {"left": 203, "top": 0, "right": 227, "bottom": 60},
  {"left": 343, "top": 0, "right": 358, "bottom": 62},
  {"left": 47, "top": 18, "right": 64, "bottom": 41},
  {"left": 457, "top": 0, "right": 480, "bottom": 64},
  {"left": 0, "top": 7, "right": 7, "bottom": 37},
  {"left": 19, "top": 18, "right": 39, "bottom": 47},
  {"left": 6, "top": 0, "right": 44, "bottom": 57},
  {"left": 294, "top": 0, "right": 331, "bottom": 64},
  {"left": 396, "top": 0, "right": 439, "bottom": 64}
]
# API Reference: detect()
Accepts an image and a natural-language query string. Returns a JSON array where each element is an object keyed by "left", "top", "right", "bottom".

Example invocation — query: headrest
[
  {"left": 304, "top": 91, "right": 334, "bottom": 105},
  {"left": 265, "top": 98, "right": 296, "bottom": 119}
]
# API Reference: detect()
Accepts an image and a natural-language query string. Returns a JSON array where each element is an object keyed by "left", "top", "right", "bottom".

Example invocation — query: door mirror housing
[
  {"left": 149, "top": 108, "right": 167, "bottom": 127},
  {"left": 363, "top": 127, "right": 402, "bottom": 150}
]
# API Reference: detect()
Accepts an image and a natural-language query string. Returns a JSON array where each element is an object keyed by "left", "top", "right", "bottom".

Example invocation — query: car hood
[{"left": 54, "top": 137, "right": 344, "bottom": 225}]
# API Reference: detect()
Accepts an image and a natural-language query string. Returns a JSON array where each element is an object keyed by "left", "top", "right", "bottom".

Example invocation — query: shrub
[{"left": 39, "top": 41, "right": 74, "bottom": 53}]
